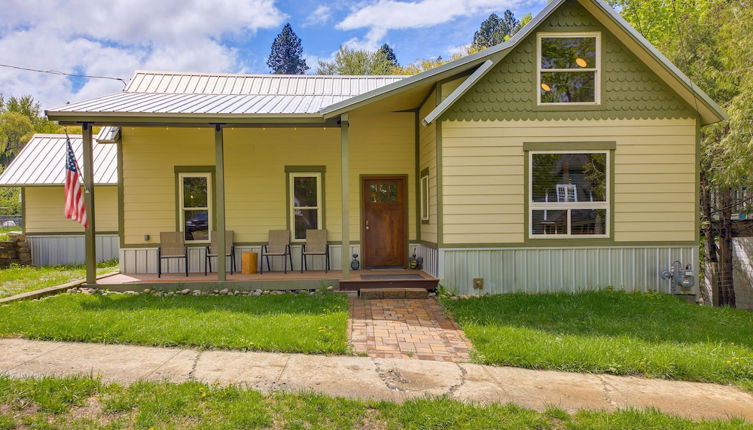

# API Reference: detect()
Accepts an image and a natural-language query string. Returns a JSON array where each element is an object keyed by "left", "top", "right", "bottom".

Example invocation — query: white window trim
[
  {"left": 178, "top": 172, "right": 212, "bottom": 243},
  {"left": 528, "top": 150, "right": 610, "bottom": 239},
  {"left": 420, "top": 173, "right": 430, "bottom": 222},
  {"left": 536, "top": 32, "right": 601, "bottom": 106},
  {"left": 289, "top": 172, "right": 323, "bottom": 242}
]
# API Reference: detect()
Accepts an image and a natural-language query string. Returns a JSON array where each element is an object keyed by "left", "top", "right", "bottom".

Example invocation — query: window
[
  {"left": 529, "top": 151, "right": 608, "bottom": 238},
  {"left": 179, "top": 173, "right": 211, "bottom": 242},
  {"left": 289, "top": 172, "right": 322, "bottom": 241},
  {"left": 420, "top": 169, "right": 430, "bottom": 222},
  {"left": 538, "top": 33, "right": 600, "bottom": 104}
]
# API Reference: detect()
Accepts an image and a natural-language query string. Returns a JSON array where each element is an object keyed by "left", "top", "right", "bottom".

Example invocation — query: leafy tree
[
  {"left": 610, "top": 0, "right": 753, "bottom": 307},
  {"left": 472, "top": 9, "right": 520, "bottom": 49},
  {"left": 266, "top": 23, "right": 309, "bottom": 74},
  {"left": 317, "top": 47, "right": 394, "bottom": 75},
  {"left": 377, "top": 43, "right": 399, "bottom": 67},
  {"left": 0, "top": 112, "right": 34, "bottom": 166}
]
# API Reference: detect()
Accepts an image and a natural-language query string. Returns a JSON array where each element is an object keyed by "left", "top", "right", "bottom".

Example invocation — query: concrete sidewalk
[{"left": 1, "top": 338, "right": 751, "bottom": 422}]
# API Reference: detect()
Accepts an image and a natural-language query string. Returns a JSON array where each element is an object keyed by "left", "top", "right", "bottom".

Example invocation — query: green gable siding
[{"left": 444, "top": 0, "right": 694, "bottom": 121}]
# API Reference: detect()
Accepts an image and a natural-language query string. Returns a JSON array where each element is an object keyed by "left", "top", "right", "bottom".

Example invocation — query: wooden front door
[{"left": 362, "top": 176, "right": 407, "bottom": 268}]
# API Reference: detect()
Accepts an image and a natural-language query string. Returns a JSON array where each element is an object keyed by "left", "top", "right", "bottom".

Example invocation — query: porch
[{"left": 97, "top": 269, "right": 439, "bottom": 292}]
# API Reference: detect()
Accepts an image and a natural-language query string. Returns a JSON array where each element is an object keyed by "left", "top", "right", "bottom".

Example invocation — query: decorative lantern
[{"left": 350, "top": 253, "right": 360, "bottom": 271}]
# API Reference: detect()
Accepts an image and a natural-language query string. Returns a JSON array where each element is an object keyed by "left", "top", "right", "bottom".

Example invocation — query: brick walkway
[{"left": 348, "top": 297, "right": 472, "bottom": 361}]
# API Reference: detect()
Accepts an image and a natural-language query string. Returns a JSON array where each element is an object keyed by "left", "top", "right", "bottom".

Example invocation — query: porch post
[
  {"left": 214, "top": 124, "right": 227, "bottom": 281},
  {"left": 340, "top": 114, "right": 350, "bottom": 278},
  {"left": 82, "top": 122, "right": 97, "bottom": 285}
]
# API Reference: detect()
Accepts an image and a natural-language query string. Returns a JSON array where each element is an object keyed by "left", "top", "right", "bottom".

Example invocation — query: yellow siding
[
  {"left": 440, "top": 76, "right": 465, "bottom": 101},
  {"left": 24, "top": 186, "right": 118, "bottom": 233},
  {"left": 121, "top": 110, "right": 415, "bottom": 245},
  {"left": 441, "top": 118, "right": 697, "bottom": 244},
  {"left": 419, "top": 89, "right": 438, "bottom": 244}
]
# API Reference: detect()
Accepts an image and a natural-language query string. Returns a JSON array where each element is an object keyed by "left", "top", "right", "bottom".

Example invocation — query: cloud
[
  {"left": 304, "top": 5, "right": 332, "bottom": 26},
  {"left": 0, "top": 0, "right": 285, "bottom": 110},
  {"left": 337, "top": 0, "right": 525, "bottom": 50}
]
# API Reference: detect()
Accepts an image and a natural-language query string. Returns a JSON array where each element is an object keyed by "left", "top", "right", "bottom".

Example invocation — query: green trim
[
  {"left": 284, "top": 165, "right": 327, "bottom": 240},
  {"left": 20, "top": 187, "right": 25, "bottom": 233},
  {"left": 523, "top": 146, "right": 615, "bottom": 245},
  {"left": 26, "top": 231, "right": 118, "bottom": 236},
  {"left": 173, "top": 165, "right": 216, "bottom": 242},
  {"left": 116, "top": 139, "right": 125, "bottom": 246},
  {"left": 435, "top": 84, "right": 444, "bottom": 247},
  {"left": 438, "top": 241, "right": 699, "bottom": 249},
  {"left": 414, "top": 111, "right": 421, "bottom": 241},
  {"left": 695, "top": 117, "right": 701, "bottom": 243},
  {"left": 413, "top": 239, "right": 438, "bottom": 248},
  {"left": 523, "top": 141, "right": 616, "bottom": 151},
  {"left": 420, "top": 167, "right": 430, "bottom": 225}
]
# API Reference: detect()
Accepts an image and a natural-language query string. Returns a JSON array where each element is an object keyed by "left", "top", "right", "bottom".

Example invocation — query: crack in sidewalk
[
  {"left": 7, "top": 341, "right": 67, "bottom": 372},
  {"left": 140, "top": 348, "right": 185, "bottom": 381},
  {"left": 445, "top": 362, "right": 468, "bottom": 398},
  {"left": 595, "top": 375, "right": 620, "bottom": 408},
  {"left": 188, "top": 351, "right": 202, "bottom": 381},
  {"left": 373, "top": 359, "right": 409, "bottom": 392}
]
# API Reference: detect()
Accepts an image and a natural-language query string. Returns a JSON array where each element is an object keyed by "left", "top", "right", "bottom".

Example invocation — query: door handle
[{"left": 365, "top": 219, "right": 370, "bottom": 230}]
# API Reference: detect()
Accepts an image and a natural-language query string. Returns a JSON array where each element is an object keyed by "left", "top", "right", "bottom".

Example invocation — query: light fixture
[
  {"left": 575, "top": 57, "right": 588, "bottom": 68},
  {"left": 541, "top": 83, "right": 551, "bottom": 91}
]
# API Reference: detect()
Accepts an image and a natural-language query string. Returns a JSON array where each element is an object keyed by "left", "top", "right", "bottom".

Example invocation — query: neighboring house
[
  {"left": 0, "top": 133, "right": 119, "bottom": 265},
  {"left": 45, "top": 0, "right": 725, "bottom": 295}
]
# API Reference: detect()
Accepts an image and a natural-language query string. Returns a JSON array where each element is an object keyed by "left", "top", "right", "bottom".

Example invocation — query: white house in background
[{"left": 0, "top": 131, "right": 120, "bottom": 265}]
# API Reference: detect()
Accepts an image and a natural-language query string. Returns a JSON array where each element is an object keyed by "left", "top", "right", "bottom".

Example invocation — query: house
[
  {"left": 0, "top": 133, "right": 120, "bottom": 265},
  {"left": 44, "top": 0, "right": 725, "bottom": 296}
]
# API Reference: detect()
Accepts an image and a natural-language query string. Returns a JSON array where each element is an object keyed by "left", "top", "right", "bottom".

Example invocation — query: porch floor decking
[{"left": 96, "top": 269, "right": 439, "bottom": 291}]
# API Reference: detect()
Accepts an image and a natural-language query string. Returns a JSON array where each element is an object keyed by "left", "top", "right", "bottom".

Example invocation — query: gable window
[
  {"left": 179, "top": 172, "right": 211, "bottom": 242},
  {"left": 538, "top": 33, "right": 600, "bottom": 104},
  {"left": 289, "top": 172, "right": 323, "bottom": 241},
  {"left": 529, "top": 151, "right": 608, "bottom": 238},
  {"left": 420, "top": 169, "right": 430, "bottom": 222}
]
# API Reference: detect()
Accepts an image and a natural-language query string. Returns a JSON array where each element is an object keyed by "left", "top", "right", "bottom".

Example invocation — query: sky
[{"left": 0, "top": 0, "right": 546, "bottom": 111}]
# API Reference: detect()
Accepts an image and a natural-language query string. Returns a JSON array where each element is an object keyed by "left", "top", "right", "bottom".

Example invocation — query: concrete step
[{"left": 359, "top": 287, "right": 429, "bottom": 299}]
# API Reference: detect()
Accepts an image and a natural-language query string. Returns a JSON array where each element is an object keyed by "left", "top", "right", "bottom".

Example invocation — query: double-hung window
[
  {"left": 179, "top": 173, "right": 211, "bottom": 242},
  {"left": 289, "top": 172, "right": 322, "bottom": 241},
  {"left": 538, "top": 32, "right": 600, "bottom": 104},
  {"left": 529, "top": 151, "right": 609, "bottom": 238}
]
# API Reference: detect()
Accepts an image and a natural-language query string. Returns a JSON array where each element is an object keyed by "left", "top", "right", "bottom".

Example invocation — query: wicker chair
[
  {"left": 301, "top": 229, "right": 329, "bottom": 273},
  {"left": 261, "top": 230, "right": 293, "bottom": 273},
  {"left": 204, "top": 230, "right": 236, "bottom": 276},
  {"left": 157, "top": 232, "right": 188, "bottom": 277}
]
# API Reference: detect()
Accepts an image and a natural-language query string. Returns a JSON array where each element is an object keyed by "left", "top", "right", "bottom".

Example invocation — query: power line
[{"left": 0, "top": 63, "right": 127, "bottom": 87}]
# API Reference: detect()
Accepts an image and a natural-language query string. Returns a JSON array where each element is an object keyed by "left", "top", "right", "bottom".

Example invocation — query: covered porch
[{"left": 97, "top": 269, "right": 439, "bottom": 292}]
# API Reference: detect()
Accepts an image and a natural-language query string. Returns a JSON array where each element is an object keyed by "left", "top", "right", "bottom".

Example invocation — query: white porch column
[
  {"left": 82, "top": 122, "right": 97, "bottom": 285},
  {"left": 340, "top": 114, "right": 350, "bottom": 278},
  {"left": 214, "top": 124, "right": 226, "bottom": 281}
]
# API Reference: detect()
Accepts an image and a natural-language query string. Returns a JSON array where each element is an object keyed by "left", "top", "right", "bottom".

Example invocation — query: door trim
[{"left": 360, "top": 174, "right": 409, "bottom": 268}]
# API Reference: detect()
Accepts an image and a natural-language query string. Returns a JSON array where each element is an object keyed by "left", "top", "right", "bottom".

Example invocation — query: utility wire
[{"left": 0, "top": 63, "right": 127, "bottom": 87}]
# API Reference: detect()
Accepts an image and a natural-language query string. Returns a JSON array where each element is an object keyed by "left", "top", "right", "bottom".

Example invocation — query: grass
[
  {"left": 0, "top": 259, "right": 119, "bottom": 298},
  {"left": 0, "top": 292, "right": 349, "bottom": 354},
  {"left": 0, "top": 376, "right": 750, "bottom": 429},
  {"left": 443, "top": 290, "right": 753, "bottom": 390}
]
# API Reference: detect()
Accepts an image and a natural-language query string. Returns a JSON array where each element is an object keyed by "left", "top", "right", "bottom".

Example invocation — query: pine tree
[
  {"left": 377, "top": 43, "right": 399, "bottom": 67},
  {"left": 267, "top": 23, "right": 309, "bottom": 74},
  {"left": 472, "top": 10, "right": 520, "bottom": 50}
]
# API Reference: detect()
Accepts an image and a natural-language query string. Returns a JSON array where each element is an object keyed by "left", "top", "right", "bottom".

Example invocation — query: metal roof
[
  {"left": 0, "top": 134, "right": 118, "bottom": 186},
  {"left": 49, "top": 72, "right": 406, "bottom": 117}
]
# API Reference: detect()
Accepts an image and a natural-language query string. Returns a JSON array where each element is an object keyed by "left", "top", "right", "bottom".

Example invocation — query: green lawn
[
  {"left": 0, "top": 260, "right": 119, "bottom": 298},
  {"left": 0, "top": 376, "right": 749, "bottom": 429},
  {"left": 0, "top": 292, "right": 349, "bottom": 354},
  {"left": 443, "top": 290, "right": 753, "bottom": 390}
]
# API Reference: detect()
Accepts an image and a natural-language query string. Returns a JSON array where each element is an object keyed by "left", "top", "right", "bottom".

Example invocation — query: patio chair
[
  {"left": 260, "top": 230, "right": 293, "bottom": 274},
  {"left": 301, "top": 229, "right": 330, "bottom": 273},
  {"left": 204, "top": 230, "right": 236, "bottom": 276},
  {"left": 157, "top": 232, "right": 188, "bottom": 278}
]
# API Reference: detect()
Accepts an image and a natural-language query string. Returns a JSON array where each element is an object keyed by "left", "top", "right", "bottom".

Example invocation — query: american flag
[{"left": 64, "top": 136, "right": 87, "bottom": 228}]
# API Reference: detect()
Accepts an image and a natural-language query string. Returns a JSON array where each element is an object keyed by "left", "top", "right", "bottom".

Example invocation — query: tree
[
  {"left": 0, "top": 112, "right": 34, "bottom": 166},
  {"left": 472, "top": 9, "right": 520, "bottom": 50},
  {"left": 377, "top": 43, "right": 399, "bottom": 67},
  {"left": 267, "top": 23, "right": 308, "bottom": 74},
  {"left": 611, "top": 0, "right": 753, "bottom": 307},
  {"left": 317, "top": 47, "right": 394, "bottom": 75}
]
